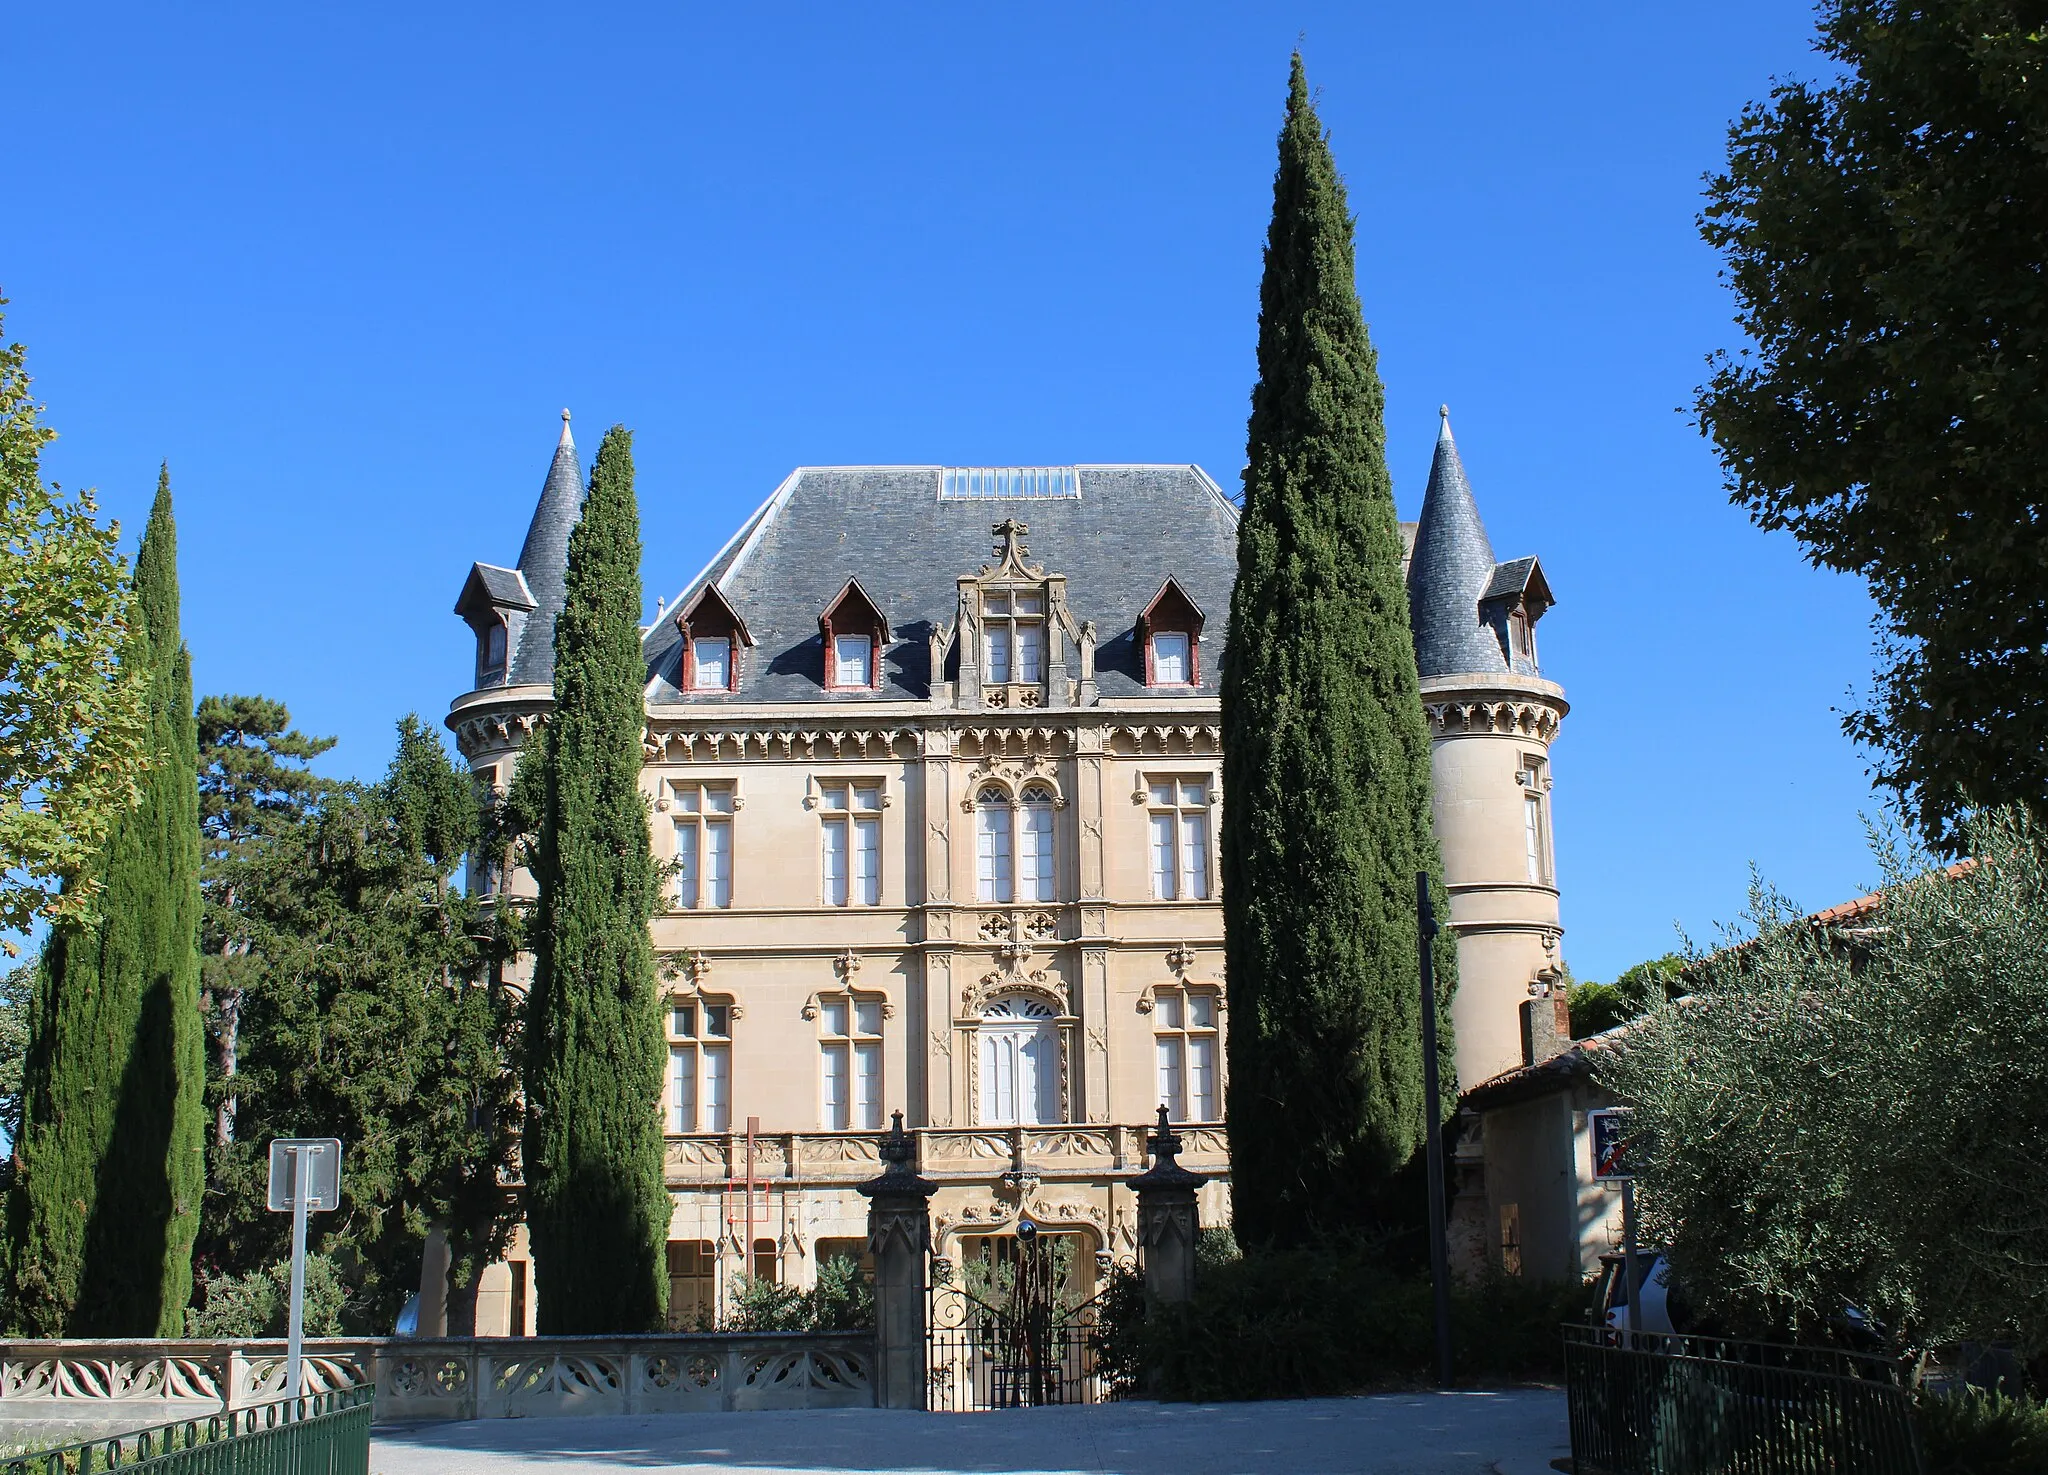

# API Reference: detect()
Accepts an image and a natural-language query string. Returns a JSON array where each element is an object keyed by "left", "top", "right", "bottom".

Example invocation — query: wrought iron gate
[{"left": 926, "top": 1219, "right": 1109, "bottom": 1411}]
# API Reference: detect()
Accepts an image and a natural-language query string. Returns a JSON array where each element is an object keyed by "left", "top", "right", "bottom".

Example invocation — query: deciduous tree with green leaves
[
  {"left": 0, "top": 301, "right": 147, "bottom": 952},
  {"left": 1696, "top": 1, "right": 2048, "bottom": 848},
  {"left": 1221, "top": 56, "right": 1457, "bottom": 1251},
  {"left": 520, "top": 424, "right": 668, "bottom": 1332},
  {"left": 6, "top": 470, "right": 206, "bottom": 1336}
]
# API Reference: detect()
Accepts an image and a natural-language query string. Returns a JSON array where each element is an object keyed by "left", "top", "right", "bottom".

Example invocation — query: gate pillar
[
  {"left": 1129, "top": 1106, "right": 1205, "bottom": 1309},
  {"left": 857, "top": 1111, "right": 938, "bottom": 1410}
]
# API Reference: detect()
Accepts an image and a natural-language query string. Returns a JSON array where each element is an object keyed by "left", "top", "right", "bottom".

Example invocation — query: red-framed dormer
[
  {"left": 675, "top": 585, "right": 753, "bottom": 694},
  {"left": 1139, "top": 577, "right": 1205, "bottom": 688},
  {"left": 819, "top": 577, "right": 890, "bottom": 691}
]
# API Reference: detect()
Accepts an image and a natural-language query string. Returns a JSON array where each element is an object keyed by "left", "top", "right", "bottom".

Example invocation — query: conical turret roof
[
  {"left": 507, "top": 410, "right": 585, "bottom": 686},
  {"left": 1407, "top": 410, "right": 1511, "bottom": 679}
]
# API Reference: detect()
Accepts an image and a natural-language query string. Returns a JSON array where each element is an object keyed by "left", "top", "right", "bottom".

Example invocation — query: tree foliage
[
  {"left": 6, "top": 471, "right": 205, "bottom": 1336},
  {"left": 190, "top": 709, "right": 520, "bottom": 1336},
  {"left": 1221, "top": 55, "right": 1456, "bottom": 1250},
  {"left": 1600, "top": 808, "right": 2048, "bottom": 1355},
  {"left": 1696, "top": 2, "right": 2048, "bottom": 848},
  {"left": 521, "top": 424, "right": 667, "bottom": 1333},
  {"left": 0, "top": 301, "right": 147, "bottom": 949},
  {"left": 1567, "top": 953, "right": 1687, "bottom": 1037}
]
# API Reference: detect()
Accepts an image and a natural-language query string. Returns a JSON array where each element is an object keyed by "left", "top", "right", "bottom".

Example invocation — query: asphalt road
[{"left": 372, "top": 1389, "right": 1569, "bottom": 1475}]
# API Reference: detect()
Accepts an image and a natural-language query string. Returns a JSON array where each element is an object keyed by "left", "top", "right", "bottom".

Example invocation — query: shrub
[
  {"left": 186, "top": 1255, "right": 345, "bottom": 1338},
  {"left": 1096, "top": 1234, "right": 1591, "bottom": 1401},
  {"left": 1918, "top": 1390, "right": 2048, "bottom": 1475},
  {"left": 715, "top": 1256, "right": 874, "bottom": 1333}
]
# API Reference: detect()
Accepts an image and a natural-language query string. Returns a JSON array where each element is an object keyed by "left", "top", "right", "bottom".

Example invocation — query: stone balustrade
[
  {"left": 665, "top": 1121, "right": 1230, "bottom": 1184},
  {"left": 0, "top": 1332, "right": 874, "bottom": 1436}
]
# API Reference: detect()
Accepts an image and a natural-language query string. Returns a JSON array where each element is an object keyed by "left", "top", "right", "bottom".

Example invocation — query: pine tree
[
  {"left": 7, "top": 468, "right": 206, "bottom": 1334},
  {"left": 1220, "top": 57, "right": 1458, "bottom": 1251},
  {"left": 522, "top": 426, "right": 667, "bottom": 1333}
]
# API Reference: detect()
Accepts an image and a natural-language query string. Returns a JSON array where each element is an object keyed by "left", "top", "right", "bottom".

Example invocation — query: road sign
[
  {"left": 266, "top": 1138, "right": 344, "bottom": 1404},
  {"left": 267, "top": 1138, "right": 342, "bottom": 1212},
  {"left": 1589, "top": 1109, "right": 1635, "bottom": 1182}
]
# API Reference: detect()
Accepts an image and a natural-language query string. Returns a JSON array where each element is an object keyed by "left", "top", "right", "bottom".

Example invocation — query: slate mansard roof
[
  {"left": 642, "top": 466, "right": 1242, "bottom": 704},
  {"left": 1406, "top": 415, "right": 1553, "bottom": 682}
]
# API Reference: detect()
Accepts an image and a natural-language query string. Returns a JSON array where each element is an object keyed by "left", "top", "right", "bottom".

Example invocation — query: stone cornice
[{"left": 1419, "top": 675, "right": 1568, "bottom": 740}]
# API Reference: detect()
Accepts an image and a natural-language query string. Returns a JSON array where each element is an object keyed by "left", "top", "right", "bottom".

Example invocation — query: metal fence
[
  {"left": 3, "top": 1387, "right": 373, "bottom": 1475},
  {"left": 1562, "top": 1324, "right": 1924, "bottom": 1474}
]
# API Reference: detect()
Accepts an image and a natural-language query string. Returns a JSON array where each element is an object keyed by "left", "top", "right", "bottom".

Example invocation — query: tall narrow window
[
  {"left": 819, "top": 995, "right": 884, "bottom": 1130},
  {"left": 1520, "top": 757, "right": 1552, "bottom": 885},
  {"left": 819, "top": 782, "right": 883, "bottom": 906},
  {"left": 480, "top": 622, "right": 508, "bottom": 684},
  {"left": 1019, "top": 787, "right": 1055, "bottom": 903},
  {"left": 672, "top": 783, "right": 736, "bottom": 908},
  {"left": 976, "top": 786, "right": 1013, "bottom": 903},
  {"left": 668, "top": 1000, "right": 733, "bottom": 1133},
  {"left": 1145, "top": 778, "right": 1212, "bottom": 900},
  {"left": 983, "top": 591, "right": 1044, "bottom": 687},
  {"left": 1154, "top": 987, "right": 1221, "bottom": 1120}
]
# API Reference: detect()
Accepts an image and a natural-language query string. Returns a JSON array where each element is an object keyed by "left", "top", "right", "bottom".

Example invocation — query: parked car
[{"left": 1593, "top": 1251, "right": 1698, "bottom": 1336}]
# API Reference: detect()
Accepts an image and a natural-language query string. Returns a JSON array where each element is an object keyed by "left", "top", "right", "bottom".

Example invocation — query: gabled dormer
[
  {"left": 1481, "top": 557, "right": 1555, "bottom": 674},
  {"left": 819, "top": 578, "right": 890, "bottom": 691},
  {"left": 1138, "top": 577, "right": 1205, "bottom": 689},
  {"left": 455, "top": 563, "right": 536, "bottom": 689},
  {"left": 674, "top": 585, "right": 753, "bottom": 694},
  {"left": 942, "top": 517, "right": 1091, "bottom": 711}
]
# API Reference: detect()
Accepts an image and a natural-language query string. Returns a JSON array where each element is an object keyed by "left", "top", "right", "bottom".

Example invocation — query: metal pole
[
  {"left": 1621, "top": 1177, "right": 1640, "bottom": 1338},
  {"left": 1416, "top": 872, "right": 1454, "bottom": 1387},
  {"left": 286, "top": 1147, "right": 309, "bottom": 1403}
]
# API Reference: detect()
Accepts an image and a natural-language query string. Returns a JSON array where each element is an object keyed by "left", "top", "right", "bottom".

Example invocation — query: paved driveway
[{"left": 372, "top": 1389, "right": 1569, "bottom": 1475}]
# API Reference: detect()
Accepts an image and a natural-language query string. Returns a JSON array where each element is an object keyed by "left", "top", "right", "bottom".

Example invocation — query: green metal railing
[
  {"left": 3, "top": 1387, "right": 372, "bottom": 1475},
  {"left": 1563, "top": 1324, "right": 1923, "bottom": 1474}
]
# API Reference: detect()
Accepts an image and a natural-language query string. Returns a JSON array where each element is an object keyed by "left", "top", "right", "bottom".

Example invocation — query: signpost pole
[
  {"left": 286, "top": 1147, "right": 309, "bottom": 1402},
  {"left": 1415, "top": 872, "right": 1454, "bottom": 1387},
  {"left": 1620, "top": 1177, "right": 1639, "bottom": 1338}
]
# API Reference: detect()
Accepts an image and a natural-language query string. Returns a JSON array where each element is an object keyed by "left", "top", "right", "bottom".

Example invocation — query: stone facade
[{"left": 443, "top": 426, "right": 1575, "bottom": 1328}]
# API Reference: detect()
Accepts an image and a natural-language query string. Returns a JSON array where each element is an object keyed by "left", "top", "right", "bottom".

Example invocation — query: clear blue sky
[{"left": 9, "top": 3, "right": 1875, "bottom": 982}]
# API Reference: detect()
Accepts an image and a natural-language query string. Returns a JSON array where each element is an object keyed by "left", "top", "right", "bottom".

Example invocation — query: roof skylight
[{"left": 939, "top": 467, "right": 1081, "bottom": 500}]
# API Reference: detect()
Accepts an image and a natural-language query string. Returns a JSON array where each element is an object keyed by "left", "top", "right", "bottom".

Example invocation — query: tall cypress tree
[
  {"left": 7, "top": 468, "right": 206, "bottom": 1334},
  {"left": 522, "top": 425, "right": 667, "bottom": 1333},
  {"left": 1221, "top": 57, "right": 1457, "bottom": 1251}
]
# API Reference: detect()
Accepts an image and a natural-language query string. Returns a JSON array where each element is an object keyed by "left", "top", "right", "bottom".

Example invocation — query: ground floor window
[{"left": 667, "top": 1239, "right": 715, "bottom": 1330}]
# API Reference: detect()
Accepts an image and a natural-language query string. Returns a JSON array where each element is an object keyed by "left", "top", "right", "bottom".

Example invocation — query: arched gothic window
[
  {"left": 980, "top": 995, "right": 1058, "bottom": 1126},
  {"left": 976, "top": 786, "right": 1012, "bottom": 903}
]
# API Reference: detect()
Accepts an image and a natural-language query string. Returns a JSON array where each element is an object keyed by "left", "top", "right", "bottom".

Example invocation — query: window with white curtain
[
  {"left": 1018, "top": 786, "right": 1055, "bottom": 903},
  {"left": 819, "top": 781, "right": 882, "bottom": 906},
  {"left": 671, "top": 782, "right": 735, "bottom": 908},
  {"left": 1150, "top": 631, "right": 1190, "bottom": 685},
  {"left": 1520, "top": 756, "right": 1552, "bottom": 885},
  {"left": 818, "top": 995, "right": 884, "bottom": 1130},
  {"left": 1153, "top": 987, "right": 1220, "bottom": 1121},
  {"left": 979, "top": 995, "right": 1059, "bottom": 1126},
  {"left": 668, "top": 999, "right": 733, "bottom": 1132},
  {"left": 1145, "top": 777, "right": 1212, "bottom": 900},
  {"left": 692, "top": 636, "right": 732, "bottom": 690},
  {"left": 831, "top": 634, "right": 873, "bottom": 688},
  {"left": 976, "top": 786, "right": 1013, "bottom": 903}
]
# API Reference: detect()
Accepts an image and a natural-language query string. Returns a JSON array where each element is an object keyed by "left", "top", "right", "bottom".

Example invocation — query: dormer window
[
  {"left": 1509, "top": 606, "right": 1536, "bottom": 663},
  {"left": 1479, "top": 557, "right": 1555, "bottom": 672},
  {"left": 819, "top": 578, "right": 889, "bottom": 692},
  {"left": 985, "top": 592, "right": 1044, "bottom": 685},
  {"left": 480, "top": 621, "right": 508, "bottom": 685},
  {"left": 1139, "top": 578, "right": 1205, "bottom": 689},
  {"left": 675, "top": 585, "right": 752, "bottom": 695},
  {"left": 692, "top": 637, "right": 732, "bottom": 690},
  {"left": 833, "top": 635, "right": 872, "bottom": 687}
]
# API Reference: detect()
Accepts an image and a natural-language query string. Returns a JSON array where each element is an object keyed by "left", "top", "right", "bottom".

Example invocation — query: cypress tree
[
  {"left": 1220, "top": 57, "right": 1458, "bottom": 1251},
  {"left": 7, "top": 468, "right": 206, "bottom": 1333},
  {"left": 522, "top": 425, "right": 667, "bottom": 1333}
]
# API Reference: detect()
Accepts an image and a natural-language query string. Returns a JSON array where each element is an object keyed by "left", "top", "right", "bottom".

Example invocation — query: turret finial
[
  {"left": 1438, "top": 404, "right": 1453, "bottom": 441},
  {"left": 558, "top": 408, "right": 573, "bottom": 448}
]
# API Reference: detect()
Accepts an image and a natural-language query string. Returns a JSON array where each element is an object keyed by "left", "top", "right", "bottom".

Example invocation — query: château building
[{"left": 437, "top": 409, "right": 1576, "bottom": 1333}]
